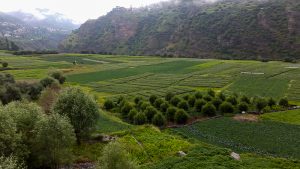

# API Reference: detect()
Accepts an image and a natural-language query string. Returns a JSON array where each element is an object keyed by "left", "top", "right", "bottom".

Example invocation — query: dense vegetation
[{"left": 61, "top": 0, "right": 300, "bottom": 60}]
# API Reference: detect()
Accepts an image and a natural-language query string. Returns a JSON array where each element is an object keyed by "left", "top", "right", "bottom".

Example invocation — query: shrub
[
  {"left": 2, "top": 62, "right": 8, "bottom": 68},
  {"left": 128, "top": 109, "right": 138, "bottom": 123},
  {"left": 256, "top": 98, "right": 267, "bottom": 112},
  {"left": 240, "top": 95, "right": 250, "bottom": 104},
  {"left": 262, "top": 106, "right": 272, "bottom": 113},
  {"left": 32, "top": 113, "right": 76, "bottom": 168},
  {"left": 140, "top": 102, "right": 151, "bottom": 111},
  {"left": 40, "top": 77, "right": 57, "bottom": 88},
  {"left": 207, "top": 89, "right": 215, "bottom": 97},
  {"left": 194, "top": 99, "right": 206, "bottom": 112},
  {"left": 175, "top": 109, "right": 189, "bottom": 124},
  {"left": 134, "top": 113, "right": 147, "bottom": 125},
  {"left": 268, "top": 98, "right": 276, "bottom": 107},
  {"left": 28, "top": 83, "right": 43, "bottom": 100},
  {"left": 220, "top": 102, "right": 234, "bottom": 114},
  {"left": 188, "top": 96, "right": 196, "bottom": 107},
  {"left": 152, "top": 113, "right": 166, "bottom": 127},
  {"left": 170, "top": 96, "right": 181, "bottom": 106},
  {"left": 165, "top": 92, "right": 175, "bottom": 101},
  {"left": 149, "top": 95, "right": 158, "bottom": 105},
  {"left": 134, "top": 96, "right": 143, "bottom": 105},
  {"left": 0, "top": 156, "right": 25, "bottom": 169},
  {"left": 117, "top": 96, "right": 125, "bottom": 105},
  {"left": 38, "top": 86, "right": 60, "bottom": 114},
  {"left": 144, "top": 106, "right": 158, "bottom": 122},
  {"left": 194, "top": 91, "right": 203, "bottom": 99},
  {"left": 226, "top": 96, "right": 238, "bottom": 105},
  {"left": 279, "top": 98, "right": 289, "bottom": 107},
  {"left": 49, "top": 71, "right": 66, "bottom": 84},
  {"left": 238, "top": 102, "right": 249, "bottom": 112},
  {"left": 0, "top": 73, "right": 15, "bottom": 85},
  {"left": 0, "top": 84, "right": 22, "bottom": 105},
  {"left": 121, "top": 102, "right": 133, "bottom": 117},
  {"left": 104, "top": 99, "right": 115, "bottom": 110},
  {"left": 218, "top": 92, "right": 226, "bottom": 101},
  {"left": 203, "top": 95, "right": 212, "bottom": 102},
  {"left": 178, "top": 100, "right": 189, "bottom": 111},
  {"left": 212, "top": 98, "right": 222, "bottom": 110},
  {"left": 166, "top": 107, "right": 177, "bottom": 122},
  {"left": 97, "top": 142, "right": 139, "bottom": 169},
  {"left": 154, "top": 98, "right": 164, "bottom": 109},
  {"left": 160, "top": 102, "right": 169, "bottom": 113},
  {"left": 183, "top": 94, "right": 190, "bottom": 101},
  {"left": 53, "top": 87, "right": 99, "bottom": 142},
  {"left": 202, "top": 103, "right": 217, "bottom": 117}
]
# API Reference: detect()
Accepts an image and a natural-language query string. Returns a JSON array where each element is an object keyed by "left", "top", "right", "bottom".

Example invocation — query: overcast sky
[{"left": 0, "top": 0, "right": 170, "bottom": 23}]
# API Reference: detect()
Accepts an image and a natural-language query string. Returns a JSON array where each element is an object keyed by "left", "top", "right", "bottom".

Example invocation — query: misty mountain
[
  {"left": 60, "top": 0, "right": 300, "bottom": 60},
  {"left": 0, "top": 10, "right": 78, "bottom": 50}
]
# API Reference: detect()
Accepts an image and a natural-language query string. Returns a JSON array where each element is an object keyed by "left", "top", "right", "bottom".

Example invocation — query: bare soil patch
[{"left": 233, "top": 114, "right": 259, "bottom": 122}]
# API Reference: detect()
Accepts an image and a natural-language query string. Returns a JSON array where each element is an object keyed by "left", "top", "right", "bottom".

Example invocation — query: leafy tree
[
  {"left": 49, "top": 71, "right": 66, "bottom": 84},
  {"left": 207, "top": 89, "right": 215, "bottom": 97},
  {"left": 170, "top": 96, "right": 181, "bottom": 106},
  {"left": 140, "top": 102, "right": 151, "bottom": 111},
  {"left": 268, "top": 98, "right": 276, "bottom": 107},
  {"left": 0, "top": 109, "right": 27, "bottom": 159},
  {"left": 178, "top": 100, "right": 189, "bottom": 111},
  {"left": 202, "top": 103, "right": 217, "bottom": 117},
  {"left": 238, "top": 102, "right": 249, "bottom": 112},
  {"left": 175, "top": 109, "right": 189, "bottom": 124},
  {"left": 160, "top": 102, "right": 169, "bottom": 113},
  {"left": 279, "top": 98, "right": 289, "bottom": 107},
  {"left": 194, "top": 91, "right": 203, "bottom": 99},
  {"left": 134, "top": 113, "right": 147, "bottom": 125},
  {"left": 220, "top": 102, "right": 234, "bottom": 114},
  {"left": 97, "top": 142, "right": 138, "bottom": 169},
  {"left": 188, "top": 96, "right": 196, "bottom": 107},
  {"left": 183, "top": 94, "right": 190, "bottom": 101},
  {"left": 203, "top": 95, "right": 212, "bottom": 102},
  {"left": 2, "top": 62, "right": 8, "bottom": 68},
  {"left": 28, "top": 83, "right": 43, "bottom": 100},
  {"left": 0, "top": 73, "right": 15, "bottom": 85},
  {"left": 104, "top": 99, "right": 115, "bottom": 110},
  {"left": 165, "top": 92, "right": 175, "bottom": 101},
  {"left": 212, "top": 98, "right": 222, "bottom": 110},
  {"left": 134, "top": 96, "right": 143, "bottom": 105},
  {"left": 240, "top": 95, "right": 250, "bottom": 104},
  {"left": 40, "top": 77, "right": 57, "bottom": 88},
  {"left": 0, "top": 84, "right": 22, "bottom": 105},
  {"left": 149, "top": 95, "right": 158, "bottom": 105},
  {"left": 121, "top": 102, "right": 133, "bottom": 117},
  {"left": 194, "top": 99, "right": 206, "bottom": 112},
  {"left": 53, "top": 87, "right": 99, "bottom": 142},
  {"left": 256, "top": 98, "right": 267, "bottom": 112},
  {"left": 144, "top": 106, "right": 158, "bottom": 122},
  {"left": 152, "top": 113, "right": 166, "bottom": 127},
  {"left": 0, "top": 156, "right": 25, "bottom": 169},
  {"left": 128, "top": 109, "right": 138, "bottom": 123},
  {"left": 154, "top": 98, "right": 164, "bottom": 109},
  {"left": 218, "top": 92, "right": 226, "bottom": 101},
  {"left": 166, "top": 107, "right": 177, "bottom": 122},
  {"left": 38, "top": 85, "right": 60, "bottom": 114},
  {"left": 227, "top": 96, "right": 238, "bottom": 105},
  {"left": 32, "top": 113, "right": 76, "bottom": 169}
]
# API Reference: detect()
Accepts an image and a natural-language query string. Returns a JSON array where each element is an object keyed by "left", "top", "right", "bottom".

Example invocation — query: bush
[
  {"left": 262, "top": 106, "right": 272, "bottom": 113},
  {"left": 218, "top": 92, "right": 226, "bottom": 101},
  {"left": 40, "top": 77, "right": 57, "bottom": 88},
  {"left": 160, "top": 102, "right": 169, "bottom": 113},
  {"left": 128, "top": 109, "right": 138, "bottom": 123},
  {"left": 97, "top": 142, "right": 139, "bottom": 169},
  {"left": 268, "top": 98, "right": 276, "bottom": 107},
  {"left": 166, "top": 107, "right": 177, "bottom": 122},
  {"left": 188, "top": 96, "right": 196, "bottom": 107},
  {"left": 49, "top": 71, "right": 66, "bottom": 84},
  {"left": 194, "top": 99, "right": 206, "bottom": 112},
  {"left": 121, "top": 102, "right": 133, "bottom": 117},
  {"left": 238, "top": 102, "right": 249, "bottom": 112},
  {"left": 134, "top": 113, "right": 147, "bottom": 125},
  {"left": 240, "top": 95, "right": 250, "bottom": 104},
  {"left": 134, "top": 96, "right": 143, "bottom": 105},
  {"left": 220, "top": 102, "right": 234, "bottom": 114},
  {"left": 194, "top": 91, "right": 203, "bottom": 99},
  {"left": 170, "top": 96, "right": 181, "bottom": 106},
  {"left": 154, "top": 98, "right": 164, "bottom": 109},
  {"left": 212, "top": 98, "right": 222, "bottom": 110},
  {"left": 38, "top": 86, "right": 60, "bottom": 114},
  {"left": 226, "top": 96, "right": 238, "bottom": 105},
  {"left": 0, "top": 73, "right": 15, "bottom": 85},
  {"left": 279, "top": 98, "right": 289, "bottom": 107},
  {"left": 177, "top": 100, "right": 189, "bottom": 111},
  {"left": 140, "top": 102, "right": 151, "bottom": 111},
  {"left": 165, "top": 92, "right": 175, "bottom": 101},
  {"left": 144, "top": 106, "right": 158, "bottom": 122},
  {"left": 152, "top": 113, "right": 166, "bottom": 127},
  {"left": 183, "top": 94, "right": 190, "bottom": 101},
  {"left": 53, "top": 87, "right": 99, "bottom": 142},
  {"left": 207, "top": 89, "right": 215, "bottom": 97},
  {"left": 256, "top": 98, "right": 267, "bottom": 112},
  {"left": 104, "top": 99, "right": 115, "bottom": 110},
  {"left": 2, "top": 62, "right": 8, "bottom": 68},
  {"left": 175, "top": 109, "right": 189, "bottom": 124},
  {"left": 203, "top": 95, "right": 212, "bottom": 102},
  {"left": 0, "top": 156, "right": 25, "bottom": 169},
  {"left": 149, "top": 95, "right": 158, "bottom": 105},
  {"left": 202, "top": 103, "right": 217, "bottom": 117},
  {"left": 32, "top": 113, "right": 76, "bottom": 168},
  {"left": 0, "top": 84, "right": 22, "bottom": 105},
  {"left": 28, "top": 83, "right": 43, "bottom": 100}
]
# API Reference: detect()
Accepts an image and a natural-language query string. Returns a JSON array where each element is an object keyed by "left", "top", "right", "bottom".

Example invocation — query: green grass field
[{"left": 261, "top": 109, "right": 300, "bottom": 125}]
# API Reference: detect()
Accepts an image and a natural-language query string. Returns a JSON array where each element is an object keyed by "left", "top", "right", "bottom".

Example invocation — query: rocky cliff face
[{"left": 61, "top": 0, "right": 300, "bottom": 59}]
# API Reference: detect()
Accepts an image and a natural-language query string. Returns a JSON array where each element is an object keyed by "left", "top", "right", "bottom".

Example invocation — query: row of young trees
[{"left": 104, "top": 90, "right": 290, "bottom": 127}]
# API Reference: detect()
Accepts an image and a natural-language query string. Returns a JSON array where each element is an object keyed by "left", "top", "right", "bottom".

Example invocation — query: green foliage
[
  {"left": 238, "top": 102, "right": 249, "bottom": 112},
  {"left": 177, "top": 100, "right": 189, "bottom": 111},
  {"left": 97, "top": 142, "right": 139, "bottom": 169},
  {"left": 2, "top": 62, "right": 8, "bottom": 68},
  {"left": 219, "top": 102, "right": 234, "bottom": 114},
  {"left": 104, "top": 99, "right": 115, "bottom": 110},
  {"left": 194, "top": 99, "right": 206, "bottom": 113},
  {"left": 240, "top": 95, "right": 250, "bottom": 104},
  {"left": 0, "top": 84, "right": 22, "bottom": 105},
  {"left": 166, "top": 107, "right": 177, "bottom": 122},
  {"left": 159, "top": 102, "right": 169, "bottom": 113},
  {"left": 165, "top": 92, "right": 175, "bottom": 102},
  {"left": 226, "top": 96, "right": 238, "bottom": 105},
  {"left": 256, "top": 98, "right": 267, "bottom": 112},
  {"left": 0, "top": 156, "right": 25, "bottom": 169},
  {"left": 134, "top": 113, "right": 147, "bottom": 125},
  {"left": 140, "top": 102, "right": 151, "bottom": 111},
  {"left": 144, "top": 106, "right": 158, "bottom": 122},
  {"left": 149, "top": 95, "right": 158, "bottom": 105},
  {"left": 53, "top": 87, "right": 100, "bottom": 141},
  {"left": 203, "top": 95, "right": 212, "bottom": 102},
  {"left": 279, "top": 98, "right": 289, "bottom": 107},
  {"left": 207, "top": 89, "right": 215, "bottom": 97},
  {"left": 261, "top": 109, "right": 300, "bottom": 125},
  {"left": 268, "top": 98, "right": 276, "bottom": 107},
  {"left": 212, "top": 98, "right": 222, "bottom": 110},
  {"left": 170, "top": 96, "right": 181, "bottom": 106},
  {"left": 218, "top": 92, "right": 226, "bottom": 101},
  {"left": 194, "top": 91, "right": 203, "bottom": 99},
  {"left": 49, "top": 70, "right": 66, "bottom": 84},
  {"left": 175, "top": 109, "right": 189, "bottom": 124},
  {"left": 152, "top": 113, "right": 166, "bottom": 127},
  {"left": 121, "top": 102, "right": 133, "bottom": 117},
  {"left": 187, "top": 96, "right": 196, "bottom": 107},
  {"left": 202, "top": 103, "right": 217, "bottom": 117},
  {"left": 40, "top": 77, "right": 57, "bottom": 88},
  {"left": 153, "top": 98, "right": 164, "bottom": 109},
  {"left": 128, "top": 109, "right": 138, "bottom": 123},
  {"left": 32, "top": 113, "right": 76, "bottom": 168},
  {"left": 134, "top": 96, "right": 143, "bottom": 105}
]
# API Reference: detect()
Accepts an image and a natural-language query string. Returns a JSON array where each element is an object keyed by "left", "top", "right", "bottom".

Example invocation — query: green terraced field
[{"left": 261, "top": 109, "right": 300, "bottom": 125}]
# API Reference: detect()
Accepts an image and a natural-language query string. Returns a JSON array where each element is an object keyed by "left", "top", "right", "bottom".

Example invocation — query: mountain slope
[
  {"left": 60, "top": 0, "right": 300, "bottom": 59},
  {"left": 0, "top": 11, "right": 78, "bottom": 50}
]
